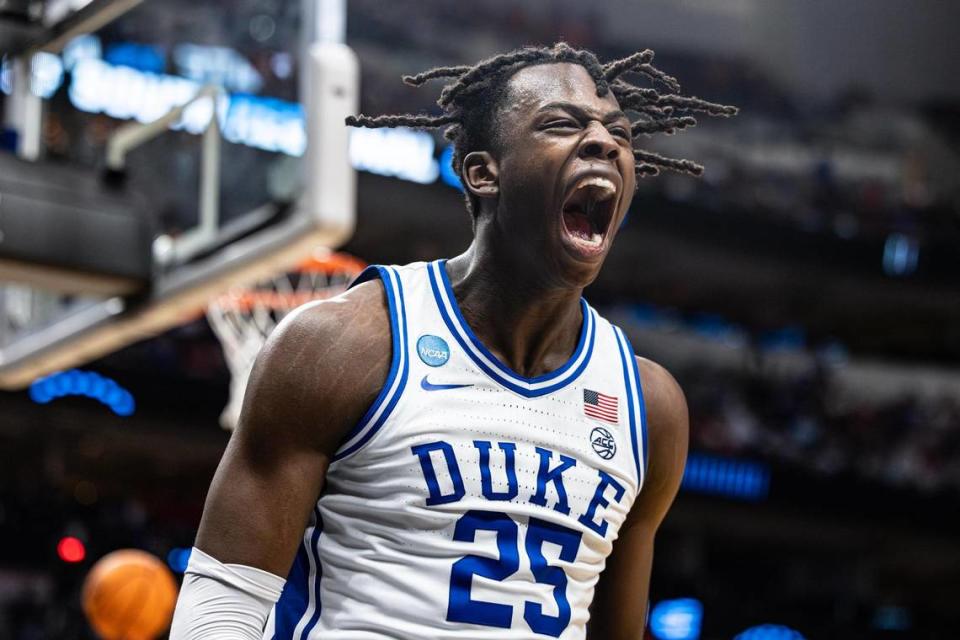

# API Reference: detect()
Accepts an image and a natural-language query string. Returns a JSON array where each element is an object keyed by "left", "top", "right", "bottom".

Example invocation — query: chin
[{"left": 551, "top": 238, "right": 609, "bottom": 288}]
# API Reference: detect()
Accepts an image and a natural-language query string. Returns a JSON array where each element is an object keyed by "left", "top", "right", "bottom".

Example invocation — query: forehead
[{"left": 501, "top": 62, "right": 621, "bottom": 117}]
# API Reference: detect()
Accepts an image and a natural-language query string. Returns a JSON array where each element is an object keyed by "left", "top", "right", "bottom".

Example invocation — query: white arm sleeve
[{"left": 169, "top": 547, "right": 286, "bottom": 640}]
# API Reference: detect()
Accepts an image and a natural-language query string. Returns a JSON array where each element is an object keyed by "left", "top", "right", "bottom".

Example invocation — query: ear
[{"left": 462, "top": 151, "right": 499, "bottom": 200}]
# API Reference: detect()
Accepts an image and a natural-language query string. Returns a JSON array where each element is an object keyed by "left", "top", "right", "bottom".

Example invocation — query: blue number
[
  {"left": 447, "top": 510, "right": 520, "bottom": 628},
  {"left": 524, "top": 518, "right": 583, "bottom": 637},
  {"left": 446, "top": 511, "right": 583, "bottom": 636}
]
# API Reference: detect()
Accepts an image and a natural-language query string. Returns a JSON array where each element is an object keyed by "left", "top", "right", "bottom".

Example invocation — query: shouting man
[{"left": 172, "top": 42, "right": 737, "bottom": 640}]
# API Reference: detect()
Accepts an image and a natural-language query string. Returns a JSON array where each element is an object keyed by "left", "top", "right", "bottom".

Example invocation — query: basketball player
[{"left": 171, "top": 43, "right": 737, "bottom": 639}]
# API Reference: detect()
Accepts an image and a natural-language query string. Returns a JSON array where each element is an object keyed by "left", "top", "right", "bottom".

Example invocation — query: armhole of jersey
[
  {"left": 612, "top": 325, "right": 649, "bottom": 489},
  {"left": 333, "top": 265, "right": 409, "bottom": 462}
]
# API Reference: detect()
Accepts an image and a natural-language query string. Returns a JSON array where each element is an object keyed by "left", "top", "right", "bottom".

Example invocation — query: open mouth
[{"left": 560, "top": 176, "right": 618, "bottom": 253}]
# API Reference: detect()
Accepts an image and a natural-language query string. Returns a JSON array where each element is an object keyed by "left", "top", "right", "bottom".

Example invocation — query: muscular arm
[
  {"left": 194, "top": 279, "right": 391, "bottom": 576},
  {"left": 587, "top": 357, "right": 689, "bottom": 640}
]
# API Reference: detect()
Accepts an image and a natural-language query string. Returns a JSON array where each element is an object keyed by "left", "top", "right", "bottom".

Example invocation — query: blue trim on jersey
[
  {"left": 273, "top": 513, "right": 324, "bottom": 640},
  {"left": 613, "top": 326, "right": 644, "bottom": 485},
  {"left": 348, "top": 264, "right": 385, "bottom": 289},
  {"left": 427, "top": 260, "right": 595, "bottom": 397},
  {"left": 339, "top": 266, "right": 400, "bottom": 443},
  {"left": 625, "top": 334, "right": 650, "bottom": 473},
  {"left": 334, "top": 266, "right": 409, "bottom": 460},
  {"left": 299, "top": 508, "right": 325, "bottom": 639},
  {"left": 272, "top": 542, "right": 311, "bottom": 639}
]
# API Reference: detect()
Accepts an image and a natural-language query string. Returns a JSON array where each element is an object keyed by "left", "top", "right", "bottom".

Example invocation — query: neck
[{"left": 445, "top": 238, "right": 585, "bottom": 379}]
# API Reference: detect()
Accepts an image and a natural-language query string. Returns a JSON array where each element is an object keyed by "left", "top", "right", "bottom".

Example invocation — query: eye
[
  {"left": 541, "top": 119, "right": 579, "bottom": 130},
  {"left": 608, "top": 126, "right": 630, "bottom": 140}
]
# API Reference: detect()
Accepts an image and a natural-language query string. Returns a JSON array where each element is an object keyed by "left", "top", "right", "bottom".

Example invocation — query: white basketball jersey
[{"left": 264, "top": 260, "right": 648, "bottom": 640}]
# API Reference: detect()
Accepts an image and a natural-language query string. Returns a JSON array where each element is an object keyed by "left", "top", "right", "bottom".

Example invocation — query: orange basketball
[{"left": 82, "top": 549, "right": 179, "bottom": 640}]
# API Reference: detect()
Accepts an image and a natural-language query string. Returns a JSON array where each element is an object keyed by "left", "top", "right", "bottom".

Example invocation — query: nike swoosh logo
[{"left": 420, "top": 375, "right": 473, "bottom": 391}]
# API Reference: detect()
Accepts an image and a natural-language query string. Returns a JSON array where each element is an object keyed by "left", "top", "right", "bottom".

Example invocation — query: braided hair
[{"left": 346, "top": 42, "right": 738, "bottom": 217}]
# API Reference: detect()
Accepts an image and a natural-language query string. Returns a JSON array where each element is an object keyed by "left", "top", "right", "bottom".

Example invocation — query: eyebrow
[{"left": 537, "top": 101, "right": 629, "bottom": 124}]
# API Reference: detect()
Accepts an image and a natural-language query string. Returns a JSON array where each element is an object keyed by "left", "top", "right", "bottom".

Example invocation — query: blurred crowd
[
  {"left": 683, "top": 364, "right": 960, "bottom": 493},
  {"left": 642, "top": 106, "right": 960, "bottom": 253}
]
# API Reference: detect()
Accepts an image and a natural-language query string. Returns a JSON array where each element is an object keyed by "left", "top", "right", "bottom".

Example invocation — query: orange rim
[
  {"left": 294, "top": 251, "right": 368, "bottom": 275},
  {"left": 211, "top": 252, "right": 367, "bottom": 312}
]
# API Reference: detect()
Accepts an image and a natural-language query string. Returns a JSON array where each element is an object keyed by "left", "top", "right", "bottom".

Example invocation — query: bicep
[
  {"left": 194, "top": 413, "right": 330, "bottom": 576},
  {"left": 588, "top": 358, "right": 689, "bottom": 639},
  {"left": 195, "top": 284, "right": 390, "bottom": 577}
]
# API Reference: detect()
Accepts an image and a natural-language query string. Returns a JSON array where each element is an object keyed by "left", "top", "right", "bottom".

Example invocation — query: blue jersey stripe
[
  {"left": 273, "top": 513, "right": 324, "bottom": 639},
  {"left": 272, "top": 543, "right": 311, "bottom": 639},
  {"left": 427, "top": 261, "right": 595, "bottom": 398},
  {"left": 338, "top": 266, "right": 402, "bottom": 445},
  {"left": 335, "top": 266, "right": 409, "bottom": 460},
  {"left": 298, "top": 508, "right": 326, "bottom": 639},
  {"left": 624, "top": 334, "right": 649, "bottom": 474},
  {"left": 613, "top": 326, "right": 643, "bottom": 486}
]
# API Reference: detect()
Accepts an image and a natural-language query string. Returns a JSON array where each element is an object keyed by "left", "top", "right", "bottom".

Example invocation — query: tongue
[{"left": 563, "top": 209, "right": 593, "bottom": 240}]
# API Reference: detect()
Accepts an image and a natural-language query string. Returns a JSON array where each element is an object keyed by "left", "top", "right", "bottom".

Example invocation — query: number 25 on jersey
[{"left": 448, "top": 510, "right": 582, "bottom": 638}]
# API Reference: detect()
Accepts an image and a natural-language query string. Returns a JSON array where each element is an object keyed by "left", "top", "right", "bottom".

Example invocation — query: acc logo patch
[
  {"left": 590, "top": 426, "right": 617, "bottom": 460},
  {"left": 417, "top": 334, "right": 451, "bottom": 367}
]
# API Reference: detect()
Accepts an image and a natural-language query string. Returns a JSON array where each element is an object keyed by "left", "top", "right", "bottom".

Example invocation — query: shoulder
[
  {"left": 626, "top": 356, "right": 689, "bottom": 527},
  {"left": 636, "top": 356, "right": 688, "bottom": 440},
  {"left": 259, "top": 277, "right": 391, "bottom": 374},
  {"left": 236, "top": 277, "right": 393, "bottom": 457}
]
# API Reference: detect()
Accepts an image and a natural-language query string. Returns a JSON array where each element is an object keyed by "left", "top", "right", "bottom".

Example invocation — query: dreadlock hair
[{"left": 346, "top": 42, "right": 738, "bottom": 218}]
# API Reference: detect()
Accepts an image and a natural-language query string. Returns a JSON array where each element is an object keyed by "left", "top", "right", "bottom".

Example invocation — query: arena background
[{"left": 1, "top": 1, "right": 959, "bottom": 638}]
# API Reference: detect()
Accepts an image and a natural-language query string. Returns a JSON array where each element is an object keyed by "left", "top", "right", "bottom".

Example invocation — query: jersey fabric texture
[{"left": 264, "top": 260, "right": 649, "bottom": 640}]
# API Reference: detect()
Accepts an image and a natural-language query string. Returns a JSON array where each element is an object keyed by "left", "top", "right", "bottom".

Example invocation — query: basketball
[{"left": 81, "top": 550, "right": 179, "bottom": 640}]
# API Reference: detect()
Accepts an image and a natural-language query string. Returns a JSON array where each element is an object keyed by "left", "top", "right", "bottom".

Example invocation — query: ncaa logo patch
[
  {"left": 417, "top": 334, "right": 450, "bottom": 367},
  {"left": 590, "top": 426, "right": 616, "bottom": 460}
]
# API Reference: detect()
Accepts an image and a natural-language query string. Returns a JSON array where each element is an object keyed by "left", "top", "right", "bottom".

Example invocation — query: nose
[{"left": 578, "top": 122, "right": 619, "bottom": 161}]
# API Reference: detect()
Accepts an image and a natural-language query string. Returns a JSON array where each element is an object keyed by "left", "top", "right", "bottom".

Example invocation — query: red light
[{"left": 57, "top": 536, "right": 86, "bottom": 563}]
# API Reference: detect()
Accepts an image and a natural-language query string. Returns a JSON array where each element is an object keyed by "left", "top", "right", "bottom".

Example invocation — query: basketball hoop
[{"left": 206, "top": 250, "right": 367, "bottom": 430}]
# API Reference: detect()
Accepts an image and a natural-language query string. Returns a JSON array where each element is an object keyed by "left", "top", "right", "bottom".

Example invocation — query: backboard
[{"left": 0, "top": 1, "right": 358, "bottom": 389}]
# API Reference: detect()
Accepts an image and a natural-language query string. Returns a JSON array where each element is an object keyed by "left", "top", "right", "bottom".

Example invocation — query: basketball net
[{"left": 206, "top": 250, "right": 367, "bottom": 430}]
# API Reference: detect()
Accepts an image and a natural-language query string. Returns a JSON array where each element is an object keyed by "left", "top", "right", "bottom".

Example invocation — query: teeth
[
  {"left": 575, "top": 176, "right": 617, "bottom": 199},
  {"left": 570, "top": 231, "right": 603, "bottom": 247}
]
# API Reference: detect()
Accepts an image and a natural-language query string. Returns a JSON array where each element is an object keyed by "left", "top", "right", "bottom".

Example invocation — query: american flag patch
[{"left": 583, "top": 389, "right": 618, "bottom": 424}]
